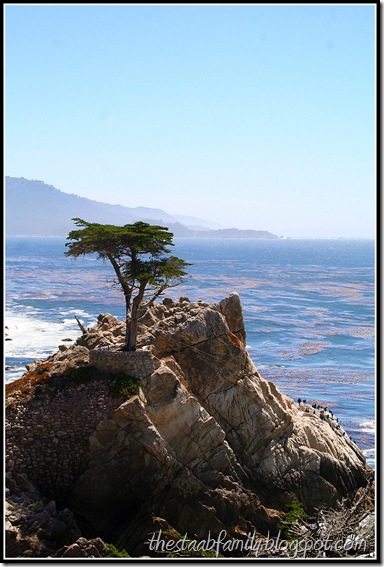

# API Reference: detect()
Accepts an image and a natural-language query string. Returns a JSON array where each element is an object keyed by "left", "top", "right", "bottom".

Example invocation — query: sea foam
[{"left": 5, "top": 310, "right": 89, "bottom": 383}]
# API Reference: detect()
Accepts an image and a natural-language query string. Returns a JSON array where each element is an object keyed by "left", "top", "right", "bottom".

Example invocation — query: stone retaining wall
[
  {"left": 89, "top": 348, "right": 160, "bottom": 379},
  {"left": 6, "top": 382, "right": 126, "bottom": 503},
  {"left": 5, "top": 350, "right": 161, "bottom": 505}
]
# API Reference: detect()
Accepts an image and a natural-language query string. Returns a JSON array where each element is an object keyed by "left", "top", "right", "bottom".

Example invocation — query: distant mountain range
[{"left": 5, "top": 177, "right": 279, "bottom": 239}]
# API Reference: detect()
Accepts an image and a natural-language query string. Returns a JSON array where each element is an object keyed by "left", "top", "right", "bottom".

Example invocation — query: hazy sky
[{"left": 5, "top": 3, "right": 376, "bottom": 238}]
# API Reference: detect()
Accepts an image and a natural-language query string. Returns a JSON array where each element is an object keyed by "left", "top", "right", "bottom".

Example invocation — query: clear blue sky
[{"left": 5, "top": 3, "right": 377, "bottom": 238}]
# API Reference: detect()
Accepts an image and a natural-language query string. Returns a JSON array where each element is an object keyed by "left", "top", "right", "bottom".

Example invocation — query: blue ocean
[{"left": 5, "top": 237, "right": 375, "bottom": 467}]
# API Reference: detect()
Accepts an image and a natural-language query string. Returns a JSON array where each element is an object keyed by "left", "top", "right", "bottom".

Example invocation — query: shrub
[
  {"left": 103, "top": 543, "right": 130, "bottom": 558},
  {"left": 108, "top": 372, "right": 141, "bottom": 398},
  {"left": 62, "top": 365, "right": 97, "bottom": 384},
  {"left": 278, "top": 500, "right": 309, "bottom": 540}
]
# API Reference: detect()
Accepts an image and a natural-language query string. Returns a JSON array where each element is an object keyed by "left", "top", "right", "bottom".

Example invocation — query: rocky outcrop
[
  {"left": 5, "top": 473, "right": 81, "bottom": 557},
  {"left": 5, "top": 293, "right": 372, "bottom": 557},
  {"left": 54, "top": 537, "right": 107, "bottom": 558},
  {"left": 69, "top": 293, "right": 369, "bottom": 552}
]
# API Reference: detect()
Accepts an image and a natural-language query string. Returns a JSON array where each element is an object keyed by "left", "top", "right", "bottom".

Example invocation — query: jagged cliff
[{"left": 5, "top": 293, "right": 372, "bottom": 558}]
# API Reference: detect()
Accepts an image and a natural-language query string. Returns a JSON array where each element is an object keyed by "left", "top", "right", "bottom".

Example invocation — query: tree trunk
[
  {"left": 126, "top": 318, "right": 137, "bottom": 352},
  {"left": 125, "top": 283, "right": 146, "bottom": 352},
  {"left": 124, "top": 318, "right": 132, "bottom": 351},
  {"left": 126, "top": 298, "right": 140, "bottom": 351},
  {"left": 124, "top": 294, "right": 132, "bottom": 351}
]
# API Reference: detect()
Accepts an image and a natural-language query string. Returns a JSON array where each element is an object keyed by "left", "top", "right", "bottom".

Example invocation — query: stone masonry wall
[
  {"left": 89, "top": 348, "right": 160, "bottom": 379},
  {"left": 5, "top": 381, "right": 126, "bottom": 504}
]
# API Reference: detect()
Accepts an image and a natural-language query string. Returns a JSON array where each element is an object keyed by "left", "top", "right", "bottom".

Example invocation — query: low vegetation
[
  {"left": 6, "top": 361, "right": 142, "bottom": 403},
  {"left": 278, "top": 499, "right": 309, "bottom": 540},
  {"left": 55, "top": 366, "right": 141, "bottom": 399},
  {"left": 103, "top": 543, "right": 130, "bottom": 558},
  {"left": 108, "top": 372, "right": 141, "bottom": 398}
]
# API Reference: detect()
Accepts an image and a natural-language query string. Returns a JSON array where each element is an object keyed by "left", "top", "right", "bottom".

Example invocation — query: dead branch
[{"left": 74, "top": 315, "right": 87, "bottom": 334}]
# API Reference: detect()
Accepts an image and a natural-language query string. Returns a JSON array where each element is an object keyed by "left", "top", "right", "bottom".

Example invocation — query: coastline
[
  {"left": 5, "top": 237, "right": 376, "bottom": 468},
  {"left": 5, "top": 295, "right": 375, "bottom": 558}
]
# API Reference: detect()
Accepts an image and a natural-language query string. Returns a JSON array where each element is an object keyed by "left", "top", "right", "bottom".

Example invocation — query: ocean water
[{"left": 5, "top": 237, "right": 376, "bottom": 467}]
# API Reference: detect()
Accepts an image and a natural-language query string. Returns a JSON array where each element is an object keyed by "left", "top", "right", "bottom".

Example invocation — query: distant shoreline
[{"left": 5, "top": 234, "right": 375, "bottom": 241}]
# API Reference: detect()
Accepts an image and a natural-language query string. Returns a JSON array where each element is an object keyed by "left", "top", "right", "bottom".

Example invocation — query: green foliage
[
  {"left": 278, "top": 500, "right": 309, "bottom": 540},
  {"left": 65, "top": 218, "right": 174, "bottom": 259},
  {"left": 108, "top": 372, "right": 141, "bottom": 398},
  {"left": 62, "top": 365, "right": 97, "bottom": 384},
  {"left": 46, "top": 365, "right": 140, "bottom": 399},
  {"left": 65, "top": 218, "right": 190, "bottom": 351},
  {"left": 103, "top": 543, "right": 130, "bottom": 558}
]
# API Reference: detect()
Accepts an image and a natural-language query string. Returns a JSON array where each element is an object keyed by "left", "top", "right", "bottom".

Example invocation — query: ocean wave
[
  {"left": 359, "top": 419, "right": 375, "bottom": 434},
  {"left": 59, "top": 308, "right": 93, "bottom": 317},
  {"left": 363, "top": 448, "right": 375, "bottom": 456},
  {"left": 5, "top": 313, "right": 81, "bottom": 360},
  {"left": 362, "top": 448, "right": 375, "bottom": 468}
]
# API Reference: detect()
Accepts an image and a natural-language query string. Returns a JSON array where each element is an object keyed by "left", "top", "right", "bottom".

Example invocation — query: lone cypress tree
[{"left": 65, "top": 218, "right": 190, "bottom": 351}]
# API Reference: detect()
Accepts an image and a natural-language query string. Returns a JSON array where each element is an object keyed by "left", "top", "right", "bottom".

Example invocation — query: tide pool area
[{"left": 5, "top": 236, "right": 375, "bottom": 467}]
